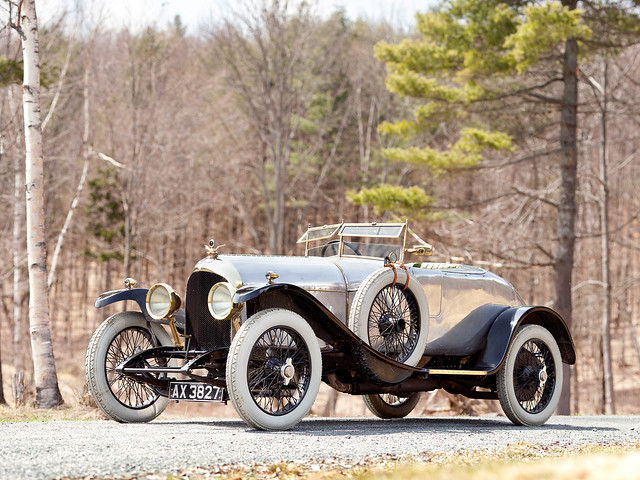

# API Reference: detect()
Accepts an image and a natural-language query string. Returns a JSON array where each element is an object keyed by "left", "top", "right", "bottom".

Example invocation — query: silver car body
[{"left": 193, "top": 253, "right": 523, "bottom": 357}]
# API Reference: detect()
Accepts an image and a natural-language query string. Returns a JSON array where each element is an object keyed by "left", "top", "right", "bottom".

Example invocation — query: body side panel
[{"left": 411, "top": 265, "right": 524, "bottom": 355}]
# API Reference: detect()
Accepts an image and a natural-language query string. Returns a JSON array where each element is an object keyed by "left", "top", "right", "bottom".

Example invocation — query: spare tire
[{"left": 348, "top": 266, "right": 429, "bottom": 366}]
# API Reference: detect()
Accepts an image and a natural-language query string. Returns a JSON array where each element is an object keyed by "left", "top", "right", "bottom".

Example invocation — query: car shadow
[
  {"left": 153, "top": 415, "right": 614, "bottom": 435},
  {"left": 291, "top": 416, "right": 611, "bottom": 435}
]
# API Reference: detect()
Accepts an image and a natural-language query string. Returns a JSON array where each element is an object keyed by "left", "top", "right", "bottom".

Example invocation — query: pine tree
[{"left": 360, "top": 0, "right": 640, "bottom": 413}]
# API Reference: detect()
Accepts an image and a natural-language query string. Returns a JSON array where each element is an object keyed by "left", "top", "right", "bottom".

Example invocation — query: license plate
[{"left": 169, "top": 382, "right": 225, "bottom": 402}]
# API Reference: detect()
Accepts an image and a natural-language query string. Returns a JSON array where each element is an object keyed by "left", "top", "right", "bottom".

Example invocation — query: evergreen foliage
[
  {"left": 85, "top": 167, "right": 125, "bottom": 261},
  {"left": 347, "top": 184, "right": 434, "bottom": 220},
  {"left": 354, "top": 0, "right": 638, "bottom": 217},
  {"left": 0, "top": 56, "right": 22, "bottom": 86}
]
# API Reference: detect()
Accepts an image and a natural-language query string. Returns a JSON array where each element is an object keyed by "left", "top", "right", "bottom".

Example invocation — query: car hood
[{"left": 192, "top": 254, "right": 385, "bottom": 293}]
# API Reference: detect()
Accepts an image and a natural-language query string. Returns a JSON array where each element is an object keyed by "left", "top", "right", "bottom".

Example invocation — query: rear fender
[
  {"left": 474, "top": 306, "right": 576, "bottom": 373},
  {"left": 234, "top": 284, "right": 425, "bottom": 385}
]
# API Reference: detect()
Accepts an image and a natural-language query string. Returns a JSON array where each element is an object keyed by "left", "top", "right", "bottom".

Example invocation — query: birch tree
[
  {"left": 0, "top": 19, "right": 26, "bottom": 404},
  {"left": 12, "top": 106, "right": 26, "bottom": 405},
  {"left": 17, "top": 0, "right": 63, "bottom": 408}
]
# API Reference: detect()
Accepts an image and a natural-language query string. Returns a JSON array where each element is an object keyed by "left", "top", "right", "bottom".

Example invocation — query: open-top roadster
[{"left": 86, "top": 222, "right": 575, "bottom": 430}]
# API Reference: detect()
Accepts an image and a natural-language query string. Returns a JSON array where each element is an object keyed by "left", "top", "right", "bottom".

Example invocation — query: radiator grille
[{"left": 185, "top": 271, "right": 232, "bottom": 350}]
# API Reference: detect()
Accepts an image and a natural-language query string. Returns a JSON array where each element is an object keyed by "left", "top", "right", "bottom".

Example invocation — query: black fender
[
  {"left": 474, "top": 306, "right": 576, "bottom": 373},
  {"left": 95, "top": 288, "right": 185, "bottom": 331},
  {"left": 96, "top": 288, "right": 149, "bottom": 312},
  {"left": 234, "top": 284, "right": 425, "bottom": 385}
]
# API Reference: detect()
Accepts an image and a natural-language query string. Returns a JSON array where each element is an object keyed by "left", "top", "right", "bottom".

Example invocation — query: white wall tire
[
  {"left": 348, "top": 267, "right": 429, "bottom": 366},
  {"left": 85, "top": 312, "right": 172, "bottom": 423},
  {"left": 363, "top": 392, "right": 421, "bottom": 419},
  {"left": 226, "top": 308, "right": 322, "bottom": 431},
  {"left": 497, "top": 324, "right": 563, "bottom": 426}
]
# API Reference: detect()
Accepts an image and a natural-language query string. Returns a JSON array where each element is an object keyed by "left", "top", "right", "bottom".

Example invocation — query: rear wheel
[
  {"left": 497, "top": 324, "right": 562, "bottom": 426},
  {"left": 85, "top": 312, "right": 172, "bottom": 423},
  {"left": 363, "top": 392, "right": 421, "bottom": 419},
  {"left": 226, "top": 309, "right": 322, "bottom": 430}
]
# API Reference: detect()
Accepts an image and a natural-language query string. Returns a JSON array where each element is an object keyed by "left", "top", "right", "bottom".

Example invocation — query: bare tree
[
  {"left": 0, "top": 285, "right": 6, "bottom": 405},
  {"left": 215, "top": 0, "right": 332, "bottom": 253},
  {"left": 12, "top": 93, "right": 26, "bottom": 405},
  {"left": 17, "top": 0, "right": 63, "bottom": 408},
  {"left": 595, "top": 61, "right": 614, "bottom": 415}
]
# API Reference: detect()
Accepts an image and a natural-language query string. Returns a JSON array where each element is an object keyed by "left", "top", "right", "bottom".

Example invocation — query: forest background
[{"left": 1, "top": 0, "right": 639, "bottom": 417}]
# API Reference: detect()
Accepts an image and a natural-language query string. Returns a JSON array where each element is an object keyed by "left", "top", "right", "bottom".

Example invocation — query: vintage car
[{"left": 85, "top": 222, "right": 575, "bottom": 430}]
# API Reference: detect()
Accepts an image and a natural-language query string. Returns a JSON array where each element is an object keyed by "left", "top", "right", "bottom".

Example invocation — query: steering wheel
[{"left": 321, "top": 239, "right": 362, "bottom": 257}]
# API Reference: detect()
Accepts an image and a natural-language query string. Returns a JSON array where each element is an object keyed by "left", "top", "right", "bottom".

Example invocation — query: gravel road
[{"left": 2, "top": 415, "right": 638, "bottom": 479}]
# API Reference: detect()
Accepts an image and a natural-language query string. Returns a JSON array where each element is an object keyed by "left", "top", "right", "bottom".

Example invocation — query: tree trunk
[
  {"left": 13, "top": 113, "right": 26, "bottom": 406},
  {"left": 555, "top": 6, "right": 578, "bottom": 415},
  {"left": 0, "top": 289, "right": 6, "bottom": 405},
  {"left": 599, "top": 61, "right": 614, "bottom": 415},
  {"left": 20, "top": 0, "right": 63, "bottom": 408}
]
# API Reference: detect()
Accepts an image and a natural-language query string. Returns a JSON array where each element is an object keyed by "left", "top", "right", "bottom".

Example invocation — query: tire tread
[
  {"left": 226, "top": 308, "right": 322, "bottom": 431},
  {"left": 85, "top": 312, "right": 170, "bottom": 423},
  {"left": 496, "top": 324, "right": 562, "bottom": 426}
]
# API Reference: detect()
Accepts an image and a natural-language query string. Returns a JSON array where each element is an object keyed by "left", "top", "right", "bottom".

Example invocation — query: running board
[{"left": 426, "top": 369, "right": 489, "bottom": 376}]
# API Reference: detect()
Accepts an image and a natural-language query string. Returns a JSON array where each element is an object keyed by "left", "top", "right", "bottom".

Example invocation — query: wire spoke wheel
[
  {"left": 349, "top": 268, "right": 429, "bottom": 367},
  {"left": 86, "top": 312, "right": 172, "bottom": 423},
  {"left": 226, "top": 309, "right": 322, "bottom": 430},
  {"left": 512, "top": 339, "right": 556, "bottom": 414},
  {"left": 247, "top": 326, "right": 312, "bottom": 416},
  {"left": 379, "top": 394, "right": 408, "bottom": 406},
  {"left": 497, "top": 324, "right": 562, "bottom": 426},
  {"left": 367, "top": 285, "right": 420, "bottom": 363},
  {"left": 105, "top": 327, "right": 159, "bottom": 409},
  {"left": 363, "top": 392, "right": 421, "bottom": 419}
]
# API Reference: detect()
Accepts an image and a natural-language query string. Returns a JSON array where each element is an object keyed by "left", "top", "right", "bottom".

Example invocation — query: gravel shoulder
[{"left": 2, "top": 415, "right": 639, "bottom": 480}]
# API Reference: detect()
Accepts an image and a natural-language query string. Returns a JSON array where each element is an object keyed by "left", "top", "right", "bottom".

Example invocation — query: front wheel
[
  {"left": 226, "top": 309, "right": 322, "bottom": 431},
  {"left": 497, "top": 324, "right": 563, "bottom": 426},
  {"left": 85, "top": 312, "right": 172, "bottom": 423},
  {"left": 363, "top": 392, "right": 421, "bottom": 419}
]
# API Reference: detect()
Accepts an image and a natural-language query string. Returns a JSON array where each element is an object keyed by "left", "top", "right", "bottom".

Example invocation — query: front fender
[
  {"left": 235, "top": 284, "right": 425, "bottom": 385},
  {"left": 95, "top": 288, "right": 186, "bottom": 331},
  {"left": 474, "top": 306, "right": 576, "bottom": 373},
  {"left": 96, "top": 288, "right": 149, "bottom": 312}
]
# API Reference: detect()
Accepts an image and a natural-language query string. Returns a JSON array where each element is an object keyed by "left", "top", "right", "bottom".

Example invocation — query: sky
[{"left": 37, "top": 0, "right": 430, "bottom": 34}]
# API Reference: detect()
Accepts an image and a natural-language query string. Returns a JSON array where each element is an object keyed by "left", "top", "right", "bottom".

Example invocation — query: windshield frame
[{"left": 298, "top": 222, "right": 411, "bottom": 263}]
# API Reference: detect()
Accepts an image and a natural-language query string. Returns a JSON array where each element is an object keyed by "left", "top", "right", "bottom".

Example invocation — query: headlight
[
  {"left": 208, "top": 282, "right": 241, "bottom": 320},
  {"left": 146, "top": 283, "right": 182, "bottom": 320}
]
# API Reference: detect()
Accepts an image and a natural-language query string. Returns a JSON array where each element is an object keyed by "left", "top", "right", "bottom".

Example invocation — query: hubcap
[
  {"left": 539, "top": 367, "right": 548, "bottom": 384},
  {"left": 280, "top": 358, "right": 295, "bottom": 386}
]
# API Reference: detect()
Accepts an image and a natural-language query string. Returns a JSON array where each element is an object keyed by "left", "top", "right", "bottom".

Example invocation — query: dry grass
[
  {"left": 0, "top": 403, "right": 102, "bottom": 422},
  {"left": 351, "top": 449, "right": 640, "bottom": 480},
  {"left": 161, "top": 442, "right": 640, "bottom": 480}
]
